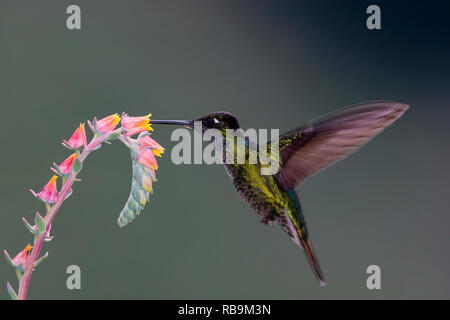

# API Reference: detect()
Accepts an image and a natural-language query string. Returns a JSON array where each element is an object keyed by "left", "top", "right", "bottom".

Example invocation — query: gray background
[{"left": 0, "top": 0, "right": 449, "bottom": 299}]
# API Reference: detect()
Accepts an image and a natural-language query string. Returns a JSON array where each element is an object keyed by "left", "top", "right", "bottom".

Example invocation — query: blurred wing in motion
[{"left": 275, "top": 101, "right": 409, "bottom": 190}]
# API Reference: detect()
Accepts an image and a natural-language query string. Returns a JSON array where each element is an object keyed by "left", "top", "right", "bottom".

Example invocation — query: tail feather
[
  {"left": 300, "top": 238, "right": 326, "bottom": 286},
  {"left": 279, "top": 203, "right": 326, "bottom": 286}
]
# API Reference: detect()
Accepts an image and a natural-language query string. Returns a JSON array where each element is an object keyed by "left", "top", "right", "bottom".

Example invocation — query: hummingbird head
[{"left": 195, "top": 112, "right": 240, "bottom": 134}]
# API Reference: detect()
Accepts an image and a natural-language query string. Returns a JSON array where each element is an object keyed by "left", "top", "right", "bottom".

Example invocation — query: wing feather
[{"left": 275, "top": 101, "right": 409, "bottom": 190}]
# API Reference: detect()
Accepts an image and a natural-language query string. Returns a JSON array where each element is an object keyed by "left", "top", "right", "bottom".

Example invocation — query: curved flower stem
[{"left": 17, "top": 129, "right": 121, "bottom": 300}]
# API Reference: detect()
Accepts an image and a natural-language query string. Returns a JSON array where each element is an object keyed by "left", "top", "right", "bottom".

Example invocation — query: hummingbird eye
[{"left": 205, "top": 118, "right": 219, "bottom": 127}]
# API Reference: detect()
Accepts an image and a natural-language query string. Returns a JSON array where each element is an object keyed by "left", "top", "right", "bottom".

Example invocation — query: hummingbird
[{"left": 150, "top": 101, "right": 409, "bottom": 286}]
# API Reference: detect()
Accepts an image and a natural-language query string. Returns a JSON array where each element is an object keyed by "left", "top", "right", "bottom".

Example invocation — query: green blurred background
[{"left": 1, "top": 0, "right": 449, "bottom": 299}]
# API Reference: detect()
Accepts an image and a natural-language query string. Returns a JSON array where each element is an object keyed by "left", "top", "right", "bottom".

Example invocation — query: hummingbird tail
[
  {"left": 300, "top": 238, "right": 326, "bottom": 287},
  {"left": 280, "top": 202, "right": 326, "bottom": 286}
]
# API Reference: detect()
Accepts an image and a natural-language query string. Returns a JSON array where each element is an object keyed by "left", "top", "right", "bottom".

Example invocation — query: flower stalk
[
  {"left": 4, "top": 112, "right": 164, "bottom": 300},
  {"left": 17, "top": 129, "right": 121, "bottom": 300}
]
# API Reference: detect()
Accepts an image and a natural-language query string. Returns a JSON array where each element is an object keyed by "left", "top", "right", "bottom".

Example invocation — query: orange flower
[
  {"left": 138, "top": 135, "right": 165, "bottom": 157},
  {"left": 58, "top": 153, "right": 77, "bottom": 175},
  {"left": 65, "top": 123, "right": 87, "bottom": 149},
  {"left": 136, "top": 148, "right": 158, "bottom": 170},
  {"left": 121, "top": 114, "right": 152, "bottom": 137},
  {"left": 96, "top": 113, "right": 121, "bottom": 133},
  {"left": 31, "top": 175, "right": 58, "bottom": 204},
  {"left": 12, "top": 244, "right": 33, "bottom": 267}
]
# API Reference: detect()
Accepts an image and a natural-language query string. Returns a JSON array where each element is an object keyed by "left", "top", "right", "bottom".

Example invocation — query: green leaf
[
  {"left": 35, "top": 212, "right": 46, "bottom": 234},
  {"left": 34, "top": 252, "right": 48, "bottom": 268},
  {"left": 3, "top": 250, "right": 15, "bottom": 267},
  {"left": 107, "top": 132, "right": 121, "bottom": 140},
  {"left": 117, "top": 161, "right": 153, "bottom": 227},
  {"left": 6, "top": 282, "right": 18, "bottom": 300},
  {"left": 64, "top": 188, "right": 73, "bottom": 200},
  {"left": 72, "top": 158, "right": 83, "bottom": 175},
  {"left": 22, "top": 217, "right": 39, "bottom": 235},
  {"left": 15, "top": 268, "right": 22, "bottom": 281}
]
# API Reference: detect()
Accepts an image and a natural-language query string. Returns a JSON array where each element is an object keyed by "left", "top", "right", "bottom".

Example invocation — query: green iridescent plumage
[
  {"left": 148, "top": 101, "right": 408, "bottom": 285},
  {"left": 193, "top": 102, "right": 409, "bottom": 286}
]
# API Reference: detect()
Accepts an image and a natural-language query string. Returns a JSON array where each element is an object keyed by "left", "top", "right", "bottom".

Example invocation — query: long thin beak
[{"left": 150, "top": 120, "right": 194, "bottom": 128}]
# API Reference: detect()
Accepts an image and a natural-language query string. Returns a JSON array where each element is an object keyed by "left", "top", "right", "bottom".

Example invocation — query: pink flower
[
  {"left": 12, "top": 244, "right": 33, "bottom": 267},
  {"left": 31, "top": 175, "right": 58, "bottom": 204},
  {"left": 57, "top": 153, "right": 77, "bottom": 175},
  {"left": 121, "top": 114, "right": 152, "bottom": 137},
  {"left": 136, "top": 148, "right": 158, "bottom": 170},
  {"left": 96, "top": 113, "right": 121, "bottom": 133},
  {"left": 65, "top": 123, "right": 87, "bottom": 149},
  {"left": 138, "top": 135, "right": 165, "bottom": 157}
]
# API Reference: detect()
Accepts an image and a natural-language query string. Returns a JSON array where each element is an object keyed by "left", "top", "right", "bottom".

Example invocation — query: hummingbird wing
[{"left": 272, "top": 101, "right": 409, "bottom": 190}]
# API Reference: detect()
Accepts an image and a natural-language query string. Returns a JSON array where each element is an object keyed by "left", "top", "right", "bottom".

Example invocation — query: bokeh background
[{"left": 0, "top": 0, "right": 449, "bottom": 299}]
